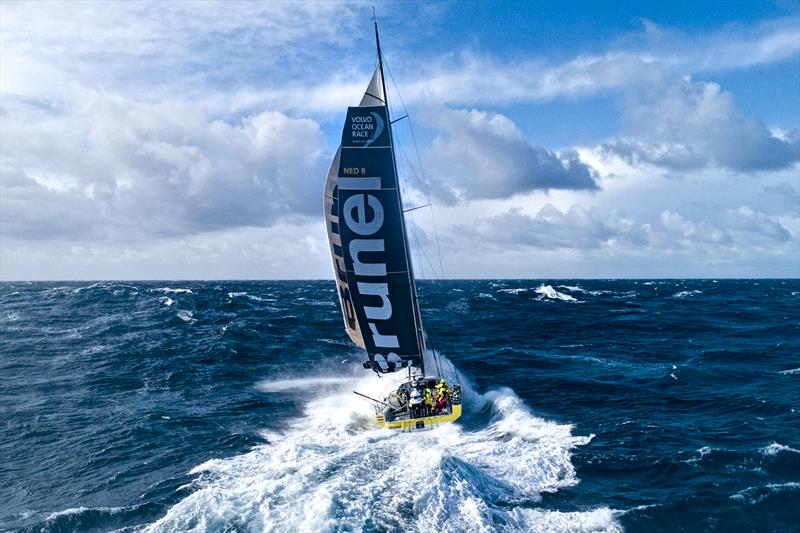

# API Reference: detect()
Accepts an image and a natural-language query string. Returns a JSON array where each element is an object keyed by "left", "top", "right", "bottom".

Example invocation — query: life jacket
[{"left": 424, "top": 388, "right": 433, "bottom": 406}]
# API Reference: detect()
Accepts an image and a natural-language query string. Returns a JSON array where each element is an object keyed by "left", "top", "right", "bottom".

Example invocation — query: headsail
[{"left": 323, "top": 64, "right": 425, "bottom": 373}]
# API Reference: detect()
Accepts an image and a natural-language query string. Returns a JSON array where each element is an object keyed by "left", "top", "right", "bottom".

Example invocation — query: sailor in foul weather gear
[
  {"left": 424, "top": 387, "right": 434, "bottom": 416},
  {"left": 436, "top": 378, "right": 450, "bottom": 399},
  {"left": 409, "top": 388, "right": 423, "bottom": 418},
  {"left": 436, "top": 392, "right": 448, "bottom": 414}
]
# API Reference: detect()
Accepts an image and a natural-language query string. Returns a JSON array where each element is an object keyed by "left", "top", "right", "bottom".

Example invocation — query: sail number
[{"left": 343, "top": 167, "right": 367, "bottom": 175}]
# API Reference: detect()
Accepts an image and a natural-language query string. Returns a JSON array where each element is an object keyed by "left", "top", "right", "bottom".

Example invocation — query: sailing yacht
[{"left": 323, "top": 21, "right": 462, "bottom": 432}]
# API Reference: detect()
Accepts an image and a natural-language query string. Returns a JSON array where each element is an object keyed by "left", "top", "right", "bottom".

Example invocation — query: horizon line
[{"left": 1, "top": 277, "right": 799, "bottom": 283}]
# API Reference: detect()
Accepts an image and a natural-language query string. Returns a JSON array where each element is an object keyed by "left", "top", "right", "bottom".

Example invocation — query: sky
[{"left": 1, "top": 0, "right": 798, "bottom": 280}]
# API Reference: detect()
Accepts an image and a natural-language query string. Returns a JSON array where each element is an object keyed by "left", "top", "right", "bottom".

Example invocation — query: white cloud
[
  {"left": 1, "top": 92, "right": 327, "bottom": 240},
  {"left": 1, "top": 2, "right": 797, "bottom": 279},
  {"left": 601, "top": 78, "right": 800, "bottom": 171},
  {"left": 423, "top": 109, "right": 598, "bottom": 203},
  {"left": 462, "top": 204, "right": 649, "bottom": 250},
  {"left": 0, "top": 222, "right": 332, "bottom": 280},
  {"left": 391, "top": 18, "right": 799, "bottom": 108},
  {"left": 433, "top": 202, "right": 797, "bottom": 278}
]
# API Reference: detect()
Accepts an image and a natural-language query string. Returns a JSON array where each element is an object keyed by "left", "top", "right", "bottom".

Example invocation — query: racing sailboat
[{"left": 323, "top": 21, "right": 461, "bottom": 432}]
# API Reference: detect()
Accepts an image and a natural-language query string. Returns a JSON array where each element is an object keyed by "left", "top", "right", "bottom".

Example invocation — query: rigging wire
[
  {"left": 382, "top": 53, "right": 448, "bottom": 381},
  {"left": 382, "top": 57, "right": 446, "bottom": 280}
]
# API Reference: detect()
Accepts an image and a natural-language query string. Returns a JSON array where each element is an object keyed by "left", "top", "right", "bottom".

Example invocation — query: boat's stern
[{"left": 376, "top": 383, "right": 462, "bottom": 432}]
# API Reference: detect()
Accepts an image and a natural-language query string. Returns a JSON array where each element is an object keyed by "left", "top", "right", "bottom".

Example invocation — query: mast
[{"left": 373, "top": 19, "right": 427, "bottom": 374}]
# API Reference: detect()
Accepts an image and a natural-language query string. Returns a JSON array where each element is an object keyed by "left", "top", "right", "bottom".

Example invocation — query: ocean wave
[
  {"left": 158, "top": 296, "right": 174, "bottom": 307},
  {"left": 176, "top": 310, "right": 195, "bottom": 323},
  {"left": 535, "top": 285, "right": 579, "bottom": 302},
  {"left": 152, "top": 287, "right": 194, "bottom": 295},
  {"left": 497, "top": 288, "right": 529, "bottom": 294},
  {"left": 779, "top": 367, "right": 800, "bottom": 375},
  {"left": 446, "top": 298, "right": 469, "bottom": 313},
  {"left": 730, "top": 482, "right": 800, "bottom": 505},
  {"left": 227, "top": 291, "right": 276, "bottom": 303},
  {"left": 760, "top": 442, "right": 800, "bottom": 456},
  {"left": 45, "top": 505, "right": 130, "bottom": 520},
  {"left": 557, "top": 285, "right": 615, "bottom": 297},
  {"left": 142, "top": 372, "right": 618, "bottom": 532},
  {"left": 673, "top": 290, "right": 702, "bottom": 298},
  {"left": 684, "top": 446, "right": 715, "bottom": 464}
]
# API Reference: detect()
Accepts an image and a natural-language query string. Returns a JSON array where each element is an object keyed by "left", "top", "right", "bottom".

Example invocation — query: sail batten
[{"left": 324, "top": 63, "right": 425, "bottom": 374}]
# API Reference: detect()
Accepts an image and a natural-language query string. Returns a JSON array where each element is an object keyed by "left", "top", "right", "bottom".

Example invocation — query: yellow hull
[{"left": 375, "top": 404, "right": 462, "bottom": 432}]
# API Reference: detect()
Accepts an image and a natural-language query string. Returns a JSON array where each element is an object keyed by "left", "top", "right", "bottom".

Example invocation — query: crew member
[
  {"left": 424, "top": 387, "right": 434, "bottom": 416},
  {"left": 409, "top": 388, "right": 423, "bottom": 418},
  {"left": 436, "top": 378, "right": 450, "bottom": 399}
]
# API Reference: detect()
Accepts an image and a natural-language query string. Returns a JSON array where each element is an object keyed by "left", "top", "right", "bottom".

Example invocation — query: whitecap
[
  {"left": 497, "top": 288, "right": 528, "bottom": 294},
  {"left": 158, "top": 296, "right": 175, "bottom": 307},
  {"left": 535, "top": 284, "right": 579, "bottom": 302},
  {"left": 684, "top": 446, "right": 714, "bottom": 464},
  {"left": 45, "top": 505, "right": 130, "bottom": 520},
  {"left": 476, "top": 292, "right": 496, "bottom": 300},
  {"left": 760, "top": 442, "right": 800, "bottom": 456},
  {"left": 673, "top": 290, "right": 702, "bottom": 298},
  {"left": 558, "top": 284, "right": 586, "bottom": 293},
  {"left": 176, "top": 310, "right": 195, "bottom": 322},
  {"left": 779, "top": 368, "right": 800, "bottom": 375},
  {"left": 153, "top": 287, "right": 194, "bottom": 294}
]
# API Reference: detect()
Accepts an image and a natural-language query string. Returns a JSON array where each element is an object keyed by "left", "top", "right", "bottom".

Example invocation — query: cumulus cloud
[
  {"left": 424, "top": 109, "right": 598, "bottom": 202},
  {"left": 0, "top": 92, "right": 327, "bottom": 240},
  {"left": 1, "top": 2, "right": 797, "bottom": 279},
  {"left": 446, "top": 203, "right": 793, "bottom": 260},
  {"left": 600, "top": 78, "right": 800, "bottom": 172},
  {"left": 452, "top": 204, "right": 648, "bottom": 251}
]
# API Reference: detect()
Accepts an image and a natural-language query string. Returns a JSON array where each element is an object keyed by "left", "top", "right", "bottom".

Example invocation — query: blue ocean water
[{"left": 1, "top": 280, "right": 798, "bottom": 532}]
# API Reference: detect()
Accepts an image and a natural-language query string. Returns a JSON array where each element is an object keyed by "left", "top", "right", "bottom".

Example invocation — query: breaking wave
[
  {"left": 140, "top": 373, "right": 619, "bottom": 532},
  {"left": 760, "top": 442, "right": 800, "bottom": 456},
  {"left": 535, "top": 285, "right": 579, "bottom": 302}
]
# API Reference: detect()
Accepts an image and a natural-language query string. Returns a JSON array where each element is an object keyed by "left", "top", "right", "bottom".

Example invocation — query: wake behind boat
[{"left": 323, "top": 20, "right": 461, "bottom": 432}]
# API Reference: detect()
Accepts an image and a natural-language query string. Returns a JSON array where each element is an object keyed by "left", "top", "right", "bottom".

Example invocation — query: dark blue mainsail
[{"left": 323, "top": 66, "right": 425, "bottom": 373}]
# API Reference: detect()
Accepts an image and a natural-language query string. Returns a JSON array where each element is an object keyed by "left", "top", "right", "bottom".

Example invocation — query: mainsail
[{"left": 323, "top": 47, "right": 425, "bottom": 374}]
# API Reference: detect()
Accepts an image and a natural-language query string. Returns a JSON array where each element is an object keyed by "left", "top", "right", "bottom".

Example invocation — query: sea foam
[{"left": 142, "top": 367, "right": 619, "bottom": 532}]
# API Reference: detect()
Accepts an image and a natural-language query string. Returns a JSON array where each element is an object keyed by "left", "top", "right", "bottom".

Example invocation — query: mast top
[{"left": 374, "top": 16, "right": 383, "bottom": 71}]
